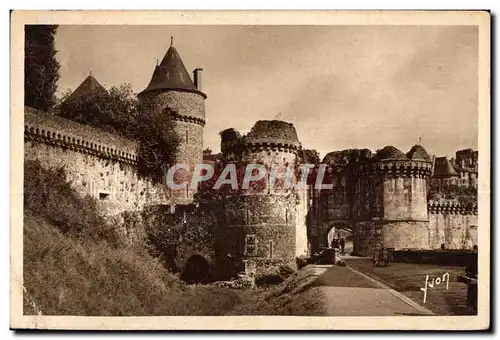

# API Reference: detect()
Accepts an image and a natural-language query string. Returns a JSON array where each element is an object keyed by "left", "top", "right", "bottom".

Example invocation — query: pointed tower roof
[
  {"left": 407, "top": 144, "right": 431, "bottom": 161},
  {"left": 433, "top": 157, "right": 459, "bottom": 178},
  {"left": 139, "top": 38, "right": 206, "bottom": 98},
  {"left": 64, "top": 74, "right": 108, "bottom": 104}
]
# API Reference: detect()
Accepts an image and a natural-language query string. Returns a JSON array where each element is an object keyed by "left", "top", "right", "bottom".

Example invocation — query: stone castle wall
[
  {"left": 373, "top": 160, "right": 432, "bottom": 221},
  {"left": 24, "top": 108, "right": 171, "bottom": 217},
  {"left": 353, "top": 221, "right": 431, "bottom": 256},
  {"left": 318, "top": 148, "right": 480, "bottom": 256},
  {"left": 139, "top": 91, "right": 205, "bottom": 201},
  {"left": 295, "top": 188, "right": 310, "bottom": 257},
  {"left": 352, "top": 203, "right": 478, "bottom": 256},
  {"left": 217, "top": 121, "right": 307, "bottom": 278},
  {"left": 428, "top": 200, "right": 478, "bottom": 250},
  {"left": 215, "top": 194, "right": 298, "bottom": 279},
  {"left": 381, "top": 176, "right": 428, "bottom": 221}
]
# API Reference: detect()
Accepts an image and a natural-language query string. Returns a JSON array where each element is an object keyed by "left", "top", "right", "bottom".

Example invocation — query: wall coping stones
[
  {"left": 428, "top": 199, "right": 478, "bottom": 215},
  {"left": 24, "top": 107, "right": 139, "bottom": 165},
  {"left": 170, "top": 111, "right": 206, "bottom": 127},
  {"left": 355, "top": 159, "right": 433, "bottom": 178}
]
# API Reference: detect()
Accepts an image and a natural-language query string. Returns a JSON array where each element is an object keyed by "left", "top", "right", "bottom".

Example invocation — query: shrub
[
  {"left": 279, "top": 264, "right": 296, "bottom": 277},
  {"left": 255, "top": 274, "right": 284, "bottom": 286},
  {"left": 296, "top": 256, "right": 310, "bottom": 269}
]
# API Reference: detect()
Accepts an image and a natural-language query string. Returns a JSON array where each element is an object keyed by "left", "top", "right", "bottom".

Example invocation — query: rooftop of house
[{"left": 433, "top": 156, "right": 459, "bottom": 177}]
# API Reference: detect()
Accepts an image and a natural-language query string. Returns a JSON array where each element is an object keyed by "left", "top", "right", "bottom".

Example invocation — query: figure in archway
[{"left": 339, "top": 236, "right": 346, "bottom": 254}]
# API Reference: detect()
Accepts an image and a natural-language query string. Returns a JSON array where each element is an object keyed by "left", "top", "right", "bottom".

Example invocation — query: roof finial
[
  {"left": 156, "top": 59, "right": 159, "bottom": 66},
  {"left": 171, "top": 36, "right": 174, "bottom": 46},
  {"left": 90, "top": 70, "right": 92, "bottom": 77},
  {"left": 418, "top": 136, "right": 422, "bottom": 145}
]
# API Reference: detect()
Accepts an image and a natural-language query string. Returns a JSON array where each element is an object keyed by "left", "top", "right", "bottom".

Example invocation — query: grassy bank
[
  {"left": 22, "top": 160, "right": 244, "bottom": 315},
  {"left": 228, "top": 266, "right": 327, "bottom": 316},
  {"left": 23, "top": 211, "right": 247, "bottom": 316}
]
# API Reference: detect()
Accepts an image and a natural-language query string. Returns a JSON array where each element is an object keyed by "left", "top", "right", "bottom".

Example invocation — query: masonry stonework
[
  {"left": 138, "top": 91, "right": 206, "bottom": 201},
  {"left": 216, "top": 120, "right": 304, "bottom": 279},
  {"left": 24, "top": 108, "right": 171, "bottom": 218},
  {"left": 428, "top": 200, "right": 478, "bottom": 249}
]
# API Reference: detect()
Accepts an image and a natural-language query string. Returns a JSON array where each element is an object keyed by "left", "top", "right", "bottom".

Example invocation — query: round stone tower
[
  {"left": 216, "top": 120, "right": 302, "bottom": 280},
  {"left": 138, "top": 38, "right": 206, "bottom": 201},
  {"left": 353, "top": 145, "right": 433, "bottom": 255}
]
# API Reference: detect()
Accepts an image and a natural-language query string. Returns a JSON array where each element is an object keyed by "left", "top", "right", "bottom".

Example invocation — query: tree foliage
[
  {"left": 59, "top": 83, "right": 139, "bottom": 138},
  {"left": 58, "top": 83, "right": 181, "bottom": 182},
  {"left": 135, "top": 104, "right": 182, "bottom": 181},
  {"left": 25, "top": 25, "right": 61, "bottom": 112}
]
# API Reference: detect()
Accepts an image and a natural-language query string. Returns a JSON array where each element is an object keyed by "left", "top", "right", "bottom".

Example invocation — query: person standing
[
  {"left": 331, "top": 234, "right": 339, "bottom": 249},
  {"left": 339, "top": 237, "right": 346, "bottom": 254}
]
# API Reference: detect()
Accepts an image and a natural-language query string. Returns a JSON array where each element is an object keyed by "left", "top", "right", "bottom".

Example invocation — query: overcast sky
[{"left": 55, "top": 25, "right": 478, "bottom": 160}]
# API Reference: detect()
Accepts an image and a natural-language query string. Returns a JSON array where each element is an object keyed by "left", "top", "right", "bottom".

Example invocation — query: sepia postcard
[{"left": 10, "top": 10, "right": 490, "bottom": 331}]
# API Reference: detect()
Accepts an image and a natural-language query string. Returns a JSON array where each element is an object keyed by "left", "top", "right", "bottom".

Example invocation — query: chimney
[{"left": 193, "top": 68, "right": 203, "bottom": 91}]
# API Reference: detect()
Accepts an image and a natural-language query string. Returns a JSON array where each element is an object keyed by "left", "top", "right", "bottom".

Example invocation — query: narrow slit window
[
  {"left": 186, "top": 129, "right": 189, "bottom": 143},
  {"left": 244, "top": 235, "right": 257, "bottom": 256}
]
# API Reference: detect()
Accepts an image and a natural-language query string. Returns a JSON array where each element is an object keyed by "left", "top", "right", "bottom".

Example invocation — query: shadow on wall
[{"left": 181, "top": 254, "right": 212, "bottom": 284}]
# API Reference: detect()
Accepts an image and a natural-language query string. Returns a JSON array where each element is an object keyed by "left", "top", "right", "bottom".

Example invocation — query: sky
[{"left": 54, "top": 25, "right": 478, "bottom": 160}]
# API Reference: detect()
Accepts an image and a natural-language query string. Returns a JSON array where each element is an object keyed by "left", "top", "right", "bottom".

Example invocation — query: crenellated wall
[
  {"left": 316, "top": 146, "right": 478, "bottom": 257},
  {"left": 375, "top": 160, "right": 432, "bottom": 221},
  {"left": 24, "top": 108, "right": 171, "bottom": 217},
  {"left": 428, "top": 200, "right": 478, "bottom": 250}
]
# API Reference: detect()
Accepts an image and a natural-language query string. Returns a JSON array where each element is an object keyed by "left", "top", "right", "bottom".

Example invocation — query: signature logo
[{"left": 420, "top": 273, "right": 449, "bottom": 304}]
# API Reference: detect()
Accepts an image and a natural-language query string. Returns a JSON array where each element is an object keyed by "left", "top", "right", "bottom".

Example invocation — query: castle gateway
[{"left": 24, "top": 40, "right": 478, "bottom": 281}]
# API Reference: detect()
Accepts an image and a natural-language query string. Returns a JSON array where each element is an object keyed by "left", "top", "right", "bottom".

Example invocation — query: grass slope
[{"left": 23, "top": 211, "right": 245, "bottom": 316}]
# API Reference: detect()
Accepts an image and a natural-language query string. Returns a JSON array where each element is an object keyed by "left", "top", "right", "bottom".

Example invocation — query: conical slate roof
[
  {"left": 64, "top": 74, "right": 108, "bottom": 104},
  {"left": 407, "top": 144, "right": 431, "bottom": 161},
  {"left": 139, "top": 41, "right": 205, "bottom": 98},
  {"left": 433, "top": 157, "right": 458, "bottom": 178}
]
